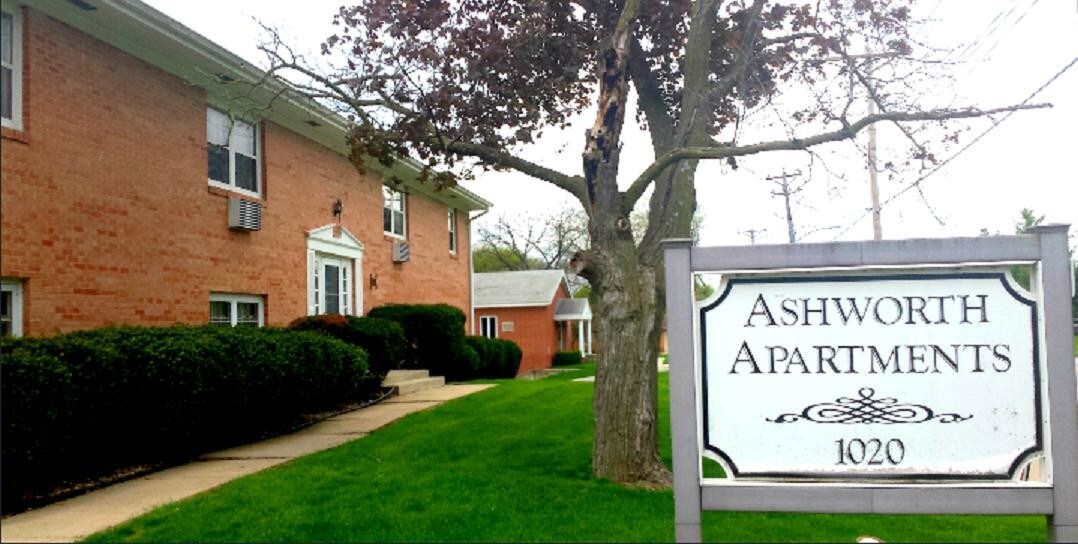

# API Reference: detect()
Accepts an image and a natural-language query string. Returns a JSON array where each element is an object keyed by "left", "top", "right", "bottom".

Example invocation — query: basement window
[
  {"left": 209, "top": 293, "right": 264, "bottom": 327},
  {"left": 1, "top": 278, "right": 23, "bottom": 337}
]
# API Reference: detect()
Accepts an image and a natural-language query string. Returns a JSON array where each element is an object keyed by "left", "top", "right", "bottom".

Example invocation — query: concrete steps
[{"left": 382, "top": 369, "right": 445, "bottom": 395}]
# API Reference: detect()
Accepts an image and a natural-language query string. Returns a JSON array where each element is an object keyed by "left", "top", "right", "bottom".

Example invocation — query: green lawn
[{"left": 90, "top": 364, "right": 1045, "bottom": 542}]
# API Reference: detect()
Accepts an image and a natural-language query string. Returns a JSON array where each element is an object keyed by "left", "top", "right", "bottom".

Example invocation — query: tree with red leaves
[{"left": 260, "top": 0, "right": 1046, "bottom": 486}]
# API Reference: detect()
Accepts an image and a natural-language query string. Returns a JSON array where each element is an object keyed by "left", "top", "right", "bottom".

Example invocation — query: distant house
[
  {"left": 0, "top": 1, "right": 490, "bottom": 337},
  {"left": 473, "top": 270, "right": 592, "bottom": 374}
]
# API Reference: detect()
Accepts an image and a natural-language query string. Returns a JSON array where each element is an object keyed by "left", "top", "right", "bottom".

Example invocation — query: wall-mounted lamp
[
  {"left": 332, "top": 198, "right": 343, "bottom": 221},
  {"left": 369, "top": 273, "right": 378, "bottom": 290}
]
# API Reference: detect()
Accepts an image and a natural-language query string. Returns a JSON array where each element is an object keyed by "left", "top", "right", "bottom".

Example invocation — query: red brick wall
[
  {"left": 474, "top": 283, "right": 573, "bottom": 375},
  {"left": 0, "top": 8, "right": 472, "bottom": 336}
]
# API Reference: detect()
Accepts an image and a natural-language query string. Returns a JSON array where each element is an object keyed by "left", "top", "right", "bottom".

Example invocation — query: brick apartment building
[{"left": 0, "top": 0, "right": 490, "bottom": 338}]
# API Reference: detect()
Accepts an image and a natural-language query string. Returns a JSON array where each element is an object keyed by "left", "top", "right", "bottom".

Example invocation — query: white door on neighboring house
[{"left": 319, "top": 255, "right": 351, "bottom": 315}]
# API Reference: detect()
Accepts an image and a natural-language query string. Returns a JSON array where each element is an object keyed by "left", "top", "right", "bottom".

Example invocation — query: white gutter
[{"left": 468, "top": 208, "right": 490, "bottom": 335}]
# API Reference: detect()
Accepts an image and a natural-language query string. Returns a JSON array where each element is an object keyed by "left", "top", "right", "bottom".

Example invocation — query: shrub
[
  {"left": 552, "top": 351, "right": 583, "bottom": 367},
  {"left": 454, "top": 345, "right": 481, "bottom": 382},
  {"left": 0, "top": 325, "right": 368, "bottom": 513},
  {"left": 497, "top": 339, "right": 523, "bottom": 377},
  {"left": 288, "top": 314, "right": 405, "bottom": 390},
  {"left": 367, "top": 304, "right": 469, "bottom": 378},
  {"left": 465, "top": 335, "right": 507, "bottom": 379}
]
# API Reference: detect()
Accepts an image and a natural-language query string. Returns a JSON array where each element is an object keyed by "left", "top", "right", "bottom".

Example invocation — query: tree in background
[
  {"left": 262, "top": 1, "right": 1046, "bottom": 485},
  {"left": 474, "top": 209, "right": 588, "bottom": 272},
  {"left": 986, "top": 209, "right": 1077, "bottom": 317}
]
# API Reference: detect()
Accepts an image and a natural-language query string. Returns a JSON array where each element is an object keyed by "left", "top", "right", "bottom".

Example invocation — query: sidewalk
[{"left": 0, "top": 384, "right": 494, "bottom": 543}]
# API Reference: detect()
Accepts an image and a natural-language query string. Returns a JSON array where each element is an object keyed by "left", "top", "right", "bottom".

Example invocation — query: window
[
  {"left": 1, "top": 6, "right": 23, "bottom": 130},
  {"left": 1, "top": 279, "right": 23, "bottom": 337},
  {"left": 448, "top": 208, "right": 458, "bottom": 253},
  {"left": 207, "top": 108, "right": 260, "bottom": 196},
  {"left": 383, "top": 185, "right": 406, "bottom": 237},
  {"left": 209, "top": 293, "right": 264, "bottom": 327},
  {"left": 479, "top": 315, "right": 497, "bottom": 339}
]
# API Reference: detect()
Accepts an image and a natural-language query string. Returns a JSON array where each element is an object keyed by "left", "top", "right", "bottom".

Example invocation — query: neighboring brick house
[
  {"left": 473, "top": 270, "right": 592, "bottom": 375},
  {"left": 0, "top": 0, "right": 490, "bottom": 337}
]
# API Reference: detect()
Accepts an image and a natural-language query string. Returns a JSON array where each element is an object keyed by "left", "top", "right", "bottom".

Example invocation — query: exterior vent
[
  {"left": 228, "top": 197, "right": 262, "bottom": 231},
  {"left": 391, "top": 240, "right": 410, "bottom": 263}
]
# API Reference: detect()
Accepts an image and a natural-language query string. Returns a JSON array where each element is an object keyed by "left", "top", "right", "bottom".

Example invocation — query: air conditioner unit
[
  {"left": 228, "top": 197, "right": 262, "bottom": 231},
  {"left": 391, "top": 240, "right": 410, "bottom": 263}
]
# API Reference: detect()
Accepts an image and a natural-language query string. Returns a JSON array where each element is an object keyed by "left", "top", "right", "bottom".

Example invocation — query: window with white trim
[
  {"left": 1, "top": 6, "right": 23, "bottom": 130},
  {"left": 1, "top": 278, "right": 23, "bottom": 337},
  {"left": 383, "top": 185, "right": 406, "bottom": 237},
  {"left": 207, "top": 107, "right": 260, "bottom": 196},
  {"left": 209, "top": 293, "right": 264, "bottom": 327},
  {"left": 448, "top": 208, "right": 458, "bottom": 253},
  {"left": 479, "top": 315, "right": 497, "bottom": 339}
]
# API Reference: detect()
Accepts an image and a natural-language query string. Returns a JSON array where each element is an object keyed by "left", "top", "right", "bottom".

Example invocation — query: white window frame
[
  {"left": 206, "top": 107, "right": 262, "bottom": 198},
  {"left": 306, "top": 224, "right": 364, "bottom": 317},
  {"left": 448, "top": 207, "right": 458, "bottom": 254},
  {"left": 1, "top": 278, "right": 24, "bottom": 337},
  {"left": 209, "top": 293, "right": 265, "bottom": 327},
  {"left": 1, "top": 4, "right": 24, "bottom": 131},
  {"left": 479, "top": 315, "right": 498, "bottom": 339},
  {"left": 383, "top": 185, "right": 407, "bottom": 239}
]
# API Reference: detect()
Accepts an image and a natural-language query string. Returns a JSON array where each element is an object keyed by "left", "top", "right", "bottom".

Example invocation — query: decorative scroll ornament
[{"left": 766, "top": 387, "right": 972, "bottom": 424}]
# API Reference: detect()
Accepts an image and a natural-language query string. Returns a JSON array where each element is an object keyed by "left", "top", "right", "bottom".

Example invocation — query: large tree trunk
[{"left": 589, "top": 239, "right": 669, "bottom": 486}]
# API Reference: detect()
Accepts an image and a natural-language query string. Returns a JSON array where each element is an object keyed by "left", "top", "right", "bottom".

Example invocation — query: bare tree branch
[
  {"left": 623, "top": 103, "right": 1051, "bottom": 206},
  {"left": 445, "top": 142, "right": 588, "bottom": 203}
]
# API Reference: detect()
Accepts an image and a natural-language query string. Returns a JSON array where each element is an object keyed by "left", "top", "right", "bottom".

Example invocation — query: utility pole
[
  {"left": 821, "top": 51, "right": 899, "bottom": 240},
  {"left": 740, "top": 228, "right": 766, "bottom": 245},
  {"left": 867, "top": 99, "right": 883, "bottom": 240},
  {"left": 767, "top": 169, "right": 802, "bottom": 243}
]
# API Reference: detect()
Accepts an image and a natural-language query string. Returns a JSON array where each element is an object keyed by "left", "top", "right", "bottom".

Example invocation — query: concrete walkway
[{"left": 0, "top": 384, "right": 494, "bottom": 543}]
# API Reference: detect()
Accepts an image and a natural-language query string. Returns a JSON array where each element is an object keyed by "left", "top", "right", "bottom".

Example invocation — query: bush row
[
  {"left": 0, "top": 325, "right": 368, "bottom": 512},
  {"left": 367, "top": 304, "right": 522, "bottom": 381},
  {"left": 465, "top": 336, "right": 523, "bottom": 378},
  {"left": 552, "top": 350, "right": 583, "bottom": 367},
  {"left": 288, "top": 314, "right": 405, "bottom": 393},
  {"left": 367, "top": 304, "right": 473, "bottom": 381}
]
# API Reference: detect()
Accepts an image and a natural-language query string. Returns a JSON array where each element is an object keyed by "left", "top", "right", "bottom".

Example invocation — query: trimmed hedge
[
  {"left": 0, "top": 325, "right": 368, "bottom": 512},
  {"left": 288, "top": 314, "right": 405, "bottom": 392},
  {"left": 367, "top": 304, "right": 472, "bottom": 380},
  {"left": 465, "top": 336, "right": 523, "bottom": 378},
  {"left": 552, "top": 350, "right": 583, "bottom": 367},
  {"left": 496, "top": 339, "right": 523, "bottom": 377}
]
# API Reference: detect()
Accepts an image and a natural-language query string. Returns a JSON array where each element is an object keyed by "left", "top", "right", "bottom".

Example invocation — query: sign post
[{"left": 663, "top": 225, "right": 1077, "bottom": 542}]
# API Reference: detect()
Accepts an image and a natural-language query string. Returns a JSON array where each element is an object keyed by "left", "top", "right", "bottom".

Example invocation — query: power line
[{"left": 831, "top": 55, "right": 1077, "bottom": 240}]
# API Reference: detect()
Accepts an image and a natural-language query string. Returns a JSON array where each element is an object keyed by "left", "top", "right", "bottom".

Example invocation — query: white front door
[{"left": 319, "top": 256, "right": 351, "bottom": 315}]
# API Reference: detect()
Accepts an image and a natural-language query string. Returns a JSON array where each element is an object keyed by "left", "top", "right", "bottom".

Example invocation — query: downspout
[{"left": 468, "top": 208, "right": 490, "bottom": 335}]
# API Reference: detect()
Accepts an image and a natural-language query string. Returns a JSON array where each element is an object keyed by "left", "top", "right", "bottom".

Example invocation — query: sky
[{"left": 145, "top": 0, "right": 1077, "bottom": 247}]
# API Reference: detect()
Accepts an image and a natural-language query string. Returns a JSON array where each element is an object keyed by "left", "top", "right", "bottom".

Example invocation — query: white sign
[{"left": 699, "top": 270, "right": 1043, "bottom": 480}]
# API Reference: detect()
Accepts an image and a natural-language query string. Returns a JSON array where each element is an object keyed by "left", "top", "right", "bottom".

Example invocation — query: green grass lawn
[{"left": 90, "top": 364, "right": 1046, "bottom": 542}]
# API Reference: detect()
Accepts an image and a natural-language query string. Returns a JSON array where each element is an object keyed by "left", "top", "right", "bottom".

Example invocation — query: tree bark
[{"left": 587, "top": 237, "right": 670, "bottom": 486}]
